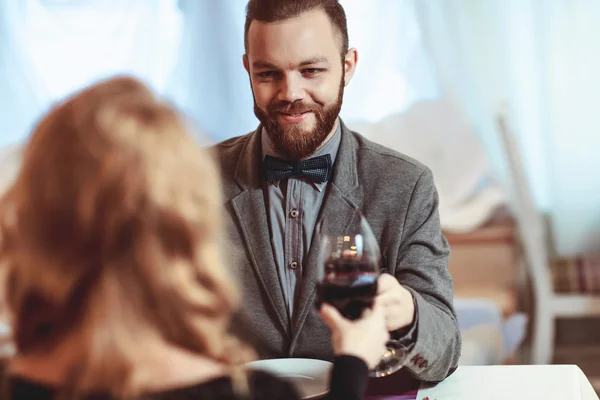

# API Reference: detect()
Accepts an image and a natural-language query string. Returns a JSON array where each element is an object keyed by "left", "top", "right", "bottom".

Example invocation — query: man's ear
[
  {"left": 342, "top": 48, "right": 358, "bottom": 86},
  {"left": 243, "top": 54, "right": 250, "bottom": 73}
]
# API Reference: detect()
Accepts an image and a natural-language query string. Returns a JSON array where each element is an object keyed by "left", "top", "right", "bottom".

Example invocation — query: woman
[{"left": 0, "top": 77, "right": 388, "bottom": 399}]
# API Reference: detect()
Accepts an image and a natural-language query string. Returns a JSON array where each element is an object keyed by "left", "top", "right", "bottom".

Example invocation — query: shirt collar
[{"left": 261, "top": 120, "right": 342, "bottom": 192}]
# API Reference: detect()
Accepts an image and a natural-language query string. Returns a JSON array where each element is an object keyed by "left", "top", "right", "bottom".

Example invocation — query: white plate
[{"left": 246, "top": 358, "right": 333, "bottom": 399}]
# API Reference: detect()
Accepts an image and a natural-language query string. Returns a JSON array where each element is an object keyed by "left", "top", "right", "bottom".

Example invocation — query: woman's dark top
[{"left": 7, "top": 355, "right": 369, "bottom": 400}]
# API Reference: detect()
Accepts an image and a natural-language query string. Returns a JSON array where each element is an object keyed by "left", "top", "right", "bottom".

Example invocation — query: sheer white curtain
[
  {"left": 170, "top": 0, "right": 259, "bottom": 141},
  {"left": 415, "top": 0, "right": 600, "bottom": 255},
  {"left": 0, "top": 0, "right": 183, "bottom": 147},
  {"left": 339, "top": 0, "right": 440, "bottom": 123}
]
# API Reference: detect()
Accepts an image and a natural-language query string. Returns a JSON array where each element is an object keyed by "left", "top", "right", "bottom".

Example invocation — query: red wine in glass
[
  {"left": 316, "top": 260, "right": 378, "bottom": 320},
  {"left": 316, "top": 214, "right": 406, "bottom": 377}
]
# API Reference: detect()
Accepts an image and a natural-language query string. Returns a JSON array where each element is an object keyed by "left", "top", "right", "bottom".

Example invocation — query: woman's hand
[{"left": 319, "top": 301, "right": 389, "bottom": 369}]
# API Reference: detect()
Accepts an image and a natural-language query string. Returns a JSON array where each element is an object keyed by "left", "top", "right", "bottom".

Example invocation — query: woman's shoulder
[
  {"left": 6, "top": 370, "right": 301, "bottom": 400},
  {"left": 144, "top": 370, "right": 301, "bottom": 400}
]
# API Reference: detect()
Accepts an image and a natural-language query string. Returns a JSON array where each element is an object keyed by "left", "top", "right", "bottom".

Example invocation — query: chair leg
[{"left": 531, "top": 305, "right": 555, "bottom": 364}]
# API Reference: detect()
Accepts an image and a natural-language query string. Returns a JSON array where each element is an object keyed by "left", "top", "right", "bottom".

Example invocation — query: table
[
  {"left": 416, "top": 365, "right": 598, "bottom": 400},
  {"left": 366, "top": 368, "right": 420, "bottom": 399}
]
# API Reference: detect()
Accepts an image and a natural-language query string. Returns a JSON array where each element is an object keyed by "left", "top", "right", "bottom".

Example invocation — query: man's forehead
[{"left": 246, "top": 9, "right": 340, "bottom": 60}]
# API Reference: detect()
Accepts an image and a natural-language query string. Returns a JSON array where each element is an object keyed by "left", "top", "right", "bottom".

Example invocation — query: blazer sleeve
[{"left": 393, "top": 167, "right": 461, "bottom": 382}]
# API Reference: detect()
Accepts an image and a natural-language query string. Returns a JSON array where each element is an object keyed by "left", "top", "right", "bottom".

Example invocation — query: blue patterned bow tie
[{"left": 263, "top": 154, "right": 332, "bottom": 184}]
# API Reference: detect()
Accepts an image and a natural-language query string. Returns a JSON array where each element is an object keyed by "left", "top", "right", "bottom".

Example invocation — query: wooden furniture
[{"left": 445, "top": 212, "right": 518, "bottom": 318}]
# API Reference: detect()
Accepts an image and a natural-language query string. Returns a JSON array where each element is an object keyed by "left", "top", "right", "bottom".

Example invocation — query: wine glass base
[{"left": 368, "top": 348, "right": 405, "bottom": 378}]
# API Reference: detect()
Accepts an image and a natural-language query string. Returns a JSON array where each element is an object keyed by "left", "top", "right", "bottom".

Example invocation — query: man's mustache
[{"left": 268, "top": 102, "right": 319, "bottom": 115}]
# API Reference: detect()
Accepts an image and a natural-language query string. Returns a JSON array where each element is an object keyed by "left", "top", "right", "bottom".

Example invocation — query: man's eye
[
  {"left": 302, "top": 68, "right": 321, "bottom": 75},
  {"left": 258, "top": 71, "right": 276, "bottom": 78}
]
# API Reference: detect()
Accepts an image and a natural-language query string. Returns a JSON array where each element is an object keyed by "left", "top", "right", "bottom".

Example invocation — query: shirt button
[
  {"left": 289, "top": 261, "right": 298, "bottom": 270},
  {"left": 290, "top": 209, "right": 299, "bottom": 218}
]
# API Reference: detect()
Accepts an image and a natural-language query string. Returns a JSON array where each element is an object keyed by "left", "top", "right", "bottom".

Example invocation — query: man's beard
[{"left": 253, "top": 77, "right": 344, "bottom": 161}]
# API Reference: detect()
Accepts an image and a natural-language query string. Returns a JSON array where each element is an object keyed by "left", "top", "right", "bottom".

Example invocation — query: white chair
[{"left": 496, "top": 111, "right": 600, "bottom": 365}]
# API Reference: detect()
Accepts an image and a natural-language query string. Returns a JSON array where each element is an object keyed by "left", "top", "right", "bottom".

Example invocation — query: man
[{"left": 215, "top": 0, "right": 461, "bottom": 383}]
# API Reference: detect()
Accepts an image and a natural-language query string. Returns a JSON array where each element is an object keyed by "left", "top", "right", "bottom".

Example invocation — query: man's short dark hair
[{"left": 244, "top": 0, "right": 349, "bottom": 59}]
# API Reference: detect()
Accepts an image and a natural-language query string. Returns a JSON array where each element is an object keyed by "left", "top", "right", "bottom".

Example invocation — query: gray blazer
[{"left": 214, "top": 121, "right": 461, "bottom": 383}]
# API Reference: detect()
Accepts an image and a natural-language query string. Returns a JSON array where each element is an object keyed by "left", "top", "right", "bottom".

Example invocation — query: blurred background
[{"left": 1, "top": 0, "right": 599, "bottom": 393}]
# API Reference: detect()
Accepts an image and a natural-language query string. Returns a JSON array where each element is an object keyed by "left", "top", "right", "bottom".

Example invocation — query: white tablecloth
[{"left": 417, "top": 365, "right": 598, "bottom": 400}]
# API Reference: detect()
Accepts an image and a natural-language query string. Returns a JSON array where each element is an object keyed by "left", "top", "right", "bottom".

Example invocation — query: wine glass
[{"left": 315, "top": 214, "right": 405, "bottom": 378}]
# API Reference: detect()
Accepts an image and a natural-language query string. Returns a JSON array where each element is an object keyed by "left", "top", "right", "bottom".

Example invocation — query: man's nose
[{"left": 277, "top": 75, "right": 305, "bottom": 103}]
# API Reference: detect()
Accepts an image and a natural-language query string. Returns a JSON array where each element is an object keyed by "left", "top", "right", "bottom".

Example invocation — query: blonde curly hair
[{"left": 0, "top": 77, "right": 254, "bottom": 398}]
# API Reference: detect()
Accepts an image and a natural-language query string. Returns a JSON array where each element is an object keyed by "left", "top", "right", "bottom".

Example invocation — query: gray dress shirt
[{"left": 261, "top": 122, "right": 342, "bottom": 321}]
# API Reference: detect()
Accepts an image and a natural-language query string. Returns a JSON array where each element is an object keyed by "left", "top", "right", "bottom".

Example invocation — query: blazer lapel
[
  {"left": 290, "top": 121, "right": 362, "bottom": 348},
  {"left": 229, "top": 127, "right": 290, "bottom": 338}
]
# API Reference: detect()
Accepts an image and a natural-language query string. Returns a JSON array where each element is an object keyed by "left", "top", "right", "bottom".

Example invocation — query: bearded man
[{"left": 214, "top": 0, "right": 461, "bottom": 383}]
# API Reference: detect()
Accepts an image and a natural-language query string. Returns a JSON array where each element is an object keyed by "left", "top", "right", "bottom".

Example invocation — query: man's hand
[{"left": 376, "top": 273, "right": 415, "bottom": 332}]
